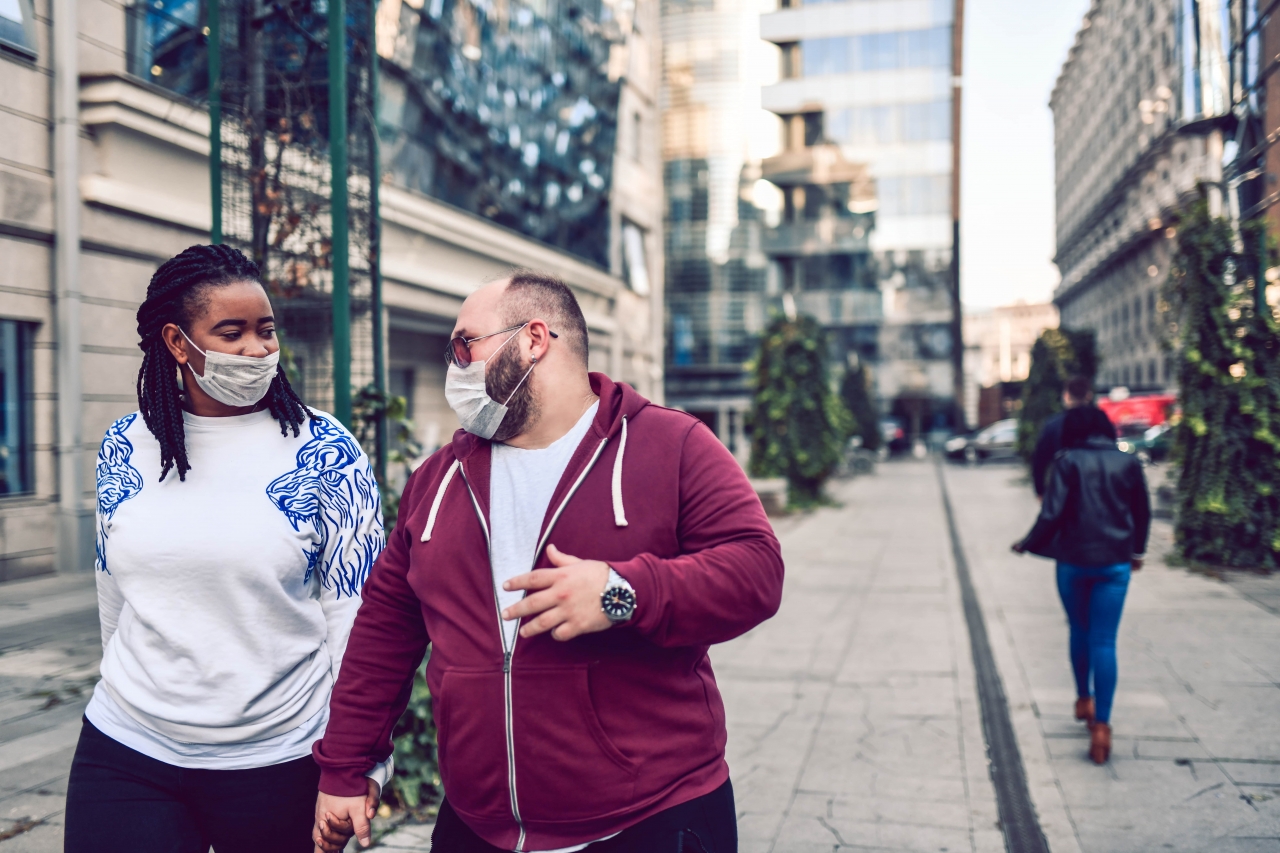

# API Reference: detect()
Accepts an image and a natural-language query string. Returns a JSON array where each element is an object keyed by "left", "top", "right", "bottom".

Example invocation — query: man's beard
[{"left": 486, "top": 343, "right": 540, "bottom": 442}]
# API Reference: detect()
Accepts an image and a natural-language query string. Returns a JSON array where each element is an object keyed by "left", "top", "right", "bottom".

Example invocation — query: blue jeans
[{"left": 1055, "top": 561, "right": 1131, "bottom": 724}]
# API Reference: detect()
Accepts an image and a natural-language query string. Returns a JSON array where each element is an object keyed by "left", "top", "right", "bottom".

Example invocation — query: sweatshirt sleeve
[
  {"left": 318, "top": 443, "right": 385, "bottom": 687},
  {"left": 313, "top": 467, "right": 431, "bottom": 798},
  {"left": 610, "top": 421, "right": 784, "bottom": 648},
  {"left": 95, "top": 560, "right": 125, "bottom": 651}
]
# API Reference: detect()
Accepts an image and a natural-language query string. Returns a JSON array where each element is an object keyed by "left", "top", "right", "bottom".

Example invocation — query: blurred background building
[
  {"left": 758, "top": 0, "right": 963, "bottom": 442},
  {"left": 1051, "top": 0, "right": 1233, "bottom": 394},
  {"left": 0, "top": 0, "right": 663, "bottom": 579},
  {"left": 660, "top": 0, "right": 779, "bottom": 460},
  {"left": 962, "top": 301, "right": 1058, "bottom": 428}
]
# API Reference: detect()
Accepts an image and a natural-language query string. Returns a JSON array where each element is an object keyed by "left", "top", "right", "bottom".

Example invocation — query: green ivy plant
[
  {"left": 1016, "top": 327, "right": 1099, "bottom": 462},
  {"left": 1165, "top": 199, "right": 1280, "bottom": 569},
  {"left": 839, "top": 359, "right": 879, "bottom": 451},
  {"left": 351, "top": 384, "right": 424, "bottom": 532},
  {"left": 747, "top": 314, "right": 853, "bottom": 506}
]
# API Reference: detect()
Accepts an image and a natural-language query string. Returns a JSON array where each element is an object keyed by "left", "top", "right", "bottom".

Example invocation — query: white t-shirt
[
  {"left": 87, "top": 408, "right": 386, "bottom": 776},
  {"left": 490, "top": 402, "right": 617, "bottom": 853},
  {"left": 491, "top": 402, "right": 598, "bottom": 652}
]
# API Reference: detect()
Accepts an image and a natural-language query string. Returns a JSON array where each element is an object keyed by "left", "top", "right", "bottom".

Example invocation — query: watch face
[{"left": 602, "top": 586, "right": 636, "bottom": 620}]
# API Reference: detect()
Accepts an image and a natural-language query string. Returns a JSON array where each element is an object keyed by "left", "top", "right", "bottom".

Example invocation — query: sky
[{"left": 960, "top": 0, "right": 1092, "bottom": 310}]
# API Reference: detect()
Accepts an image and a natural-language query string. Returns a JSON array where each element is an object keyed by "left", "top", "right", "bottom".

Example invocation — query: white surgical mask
[
  {"left": 445, "top": 325, "right": 536, "bottom": 440},
  {"left": 180, "top": 329, "right": 280, "bottom": 408}
]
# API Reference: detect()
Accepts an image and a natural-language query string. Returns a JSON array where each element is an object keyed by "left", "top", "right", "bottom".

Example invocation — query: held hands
[
  {"left": 501, "top": 544, "right": 613, "bottom": 641},
  {"left": 313, "top": 779, "right": 379, "bottom": 852}
]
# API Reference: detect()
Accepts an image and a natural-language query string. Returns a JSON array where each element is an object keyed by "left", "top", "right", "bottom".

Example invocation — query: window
[
  {"left": 827, "top": 101, "right": 951, "bottom": 146},
  {"left": 629, "top": 111, "right": 643, "bottom": 163},
  {"left": 126, "top": 0, "right": 208, "bottom": 97},
  {"left": 622, "top": 221, "right": 651, "bottom": 296},
  {"left": 801, "top": 27, "right": 950, "bottom": 78},
  {"left": 0, "top": 0, "right": 36, "bottom": 57},
  {"left": 877, "top": 174, "right": 951, "bottom": 216},
  {"left": 0, "top": 320, "right": 34, "bottom": 495}
]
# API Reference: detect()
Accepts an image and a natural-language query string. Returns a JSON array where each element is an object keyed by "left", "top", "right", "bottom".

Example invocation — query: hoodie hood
[
  {"left": 421, "top": 374, "right": 651, "bottom": 542},
  {"left": 449, "top": 372, "right": 649, "bottom": 460}
]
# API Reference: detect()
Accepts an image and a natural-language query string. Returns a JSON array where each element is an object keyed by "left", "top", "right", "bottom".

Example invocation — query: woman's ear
[{"left": 161, "top": 323, "right": 189, "bottom": 365}]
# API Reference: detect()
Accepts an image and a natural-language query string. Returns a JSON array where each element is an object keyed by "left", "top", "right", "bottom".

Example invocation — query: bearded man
[{"left": 311, "top": 270, "right": 784, "bottom": 853}]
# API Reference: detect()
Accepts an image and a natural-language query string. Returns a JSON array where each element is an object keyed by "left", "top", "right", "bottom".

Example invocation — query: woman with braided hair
[{"left": 65, "top": 244, "right": 388, "bottom": 853}]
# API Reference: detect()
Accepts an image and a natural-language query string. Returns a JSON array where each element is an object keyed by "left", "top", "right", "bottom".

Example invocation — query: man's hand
[
  {"left": 1131, "top": 557, "right": 1144, "bottom": 571},
  {"left": 502, "top": 544, "right": 612, "bottom": 641},
  {"left": 313, "top": 779, "right": 379, "bottom": 852}
]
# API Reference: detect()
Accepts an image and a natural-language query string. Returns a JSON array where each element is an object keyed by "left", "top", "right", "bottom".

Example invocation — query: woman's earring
[{"left": 175, "top": 364, "right": 185, "bottom": 392}]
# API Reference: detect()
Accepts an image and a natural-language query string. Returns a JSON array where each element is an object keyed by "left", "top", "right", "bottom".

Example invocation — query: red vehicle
[{"left": 1097, "top": 393, "right": 1177, "bottom": 432}]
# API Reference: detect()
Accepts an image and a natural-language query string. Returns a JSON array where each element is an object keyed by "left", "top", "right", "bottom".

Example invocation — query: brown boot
[
  {"left": 1089, "top": 722, "right": 1111, "bottom": 764},
  {"left": 1075, "top": 697, "right": 1095, "bottom": 723}
]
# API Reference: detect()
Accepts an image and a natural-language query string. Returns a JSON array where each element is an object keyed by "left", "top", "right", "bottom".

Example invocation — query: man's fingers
[
  {"left": 353, "top": 810, "right": 373, "bottom": 847},
  {"left": 545, "top": 543, "right": 581, "bottom": 567},
  {"left": 502, "top": 588, "right": 561, "bottom": 621},
  {"left": 519, "top": 605, "right": 568, "bottom": 638},
  {"left": 502, "top": 569, "right": 558, "bottom": 593}
]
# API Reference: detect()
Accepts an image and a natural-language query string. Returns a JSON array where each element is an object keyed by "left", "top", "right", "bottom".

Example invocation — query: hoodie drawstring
[
  {"left": 611, "top": 416, "right": 628, "bottom": 527},
  {"left": 421, "top": 459, "right": 461, "bottom": 542}
]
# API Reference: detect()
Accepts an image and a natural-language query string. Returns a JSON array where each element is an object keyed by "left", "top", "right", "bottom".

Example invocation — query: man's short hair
[
  {"left": 500, "top": 269, "right": 590, "bottom": 366},
  {"left": 1064, "top": 375, "right": 1092, "bottom": 402}
]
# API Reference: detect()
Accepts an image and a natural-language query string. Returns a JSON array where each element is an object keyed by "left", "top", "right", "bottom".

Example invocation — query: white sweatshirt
[{"left": 90, "top": 409, "right": 383, "bottom": 754}]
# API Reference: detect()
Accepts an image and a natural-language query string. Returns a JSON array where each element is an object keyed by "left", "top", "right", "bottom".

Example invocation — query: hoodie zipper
[{"left": 456, "top": 438, "right": 611, "bottom": 853}]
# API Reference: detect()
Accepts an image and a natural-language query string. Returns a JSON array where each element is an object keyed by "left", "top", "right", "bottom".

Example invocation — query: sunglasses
[{"left": 444, "top": 323, "right": 559, "bottom": 368}]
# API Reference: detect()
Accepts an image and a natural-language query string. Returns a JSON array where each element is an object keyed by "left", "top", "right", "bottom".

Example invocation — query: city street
[{"left": 4, "top": 461, "right": 1280, "bottom": 851}]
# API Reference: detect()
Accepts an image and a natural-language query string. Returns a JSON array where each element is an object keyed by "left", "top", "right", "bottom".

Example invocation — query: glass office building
[
  {"left": 760, "top": 0, "right": 960, "bottom": 436},
  {"left": 661, "top": 0, "right": 780, "bottom": 455}
]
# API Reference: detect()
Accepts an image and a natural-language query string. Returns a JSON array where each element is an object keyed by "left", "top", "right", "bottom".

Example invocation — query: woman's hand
[
  {"left": 1131, "top": 557, "right": 1144, "bottom": 571},
  {"left": 1011, "top": 540, "right": 1027, "bottom": 554}
]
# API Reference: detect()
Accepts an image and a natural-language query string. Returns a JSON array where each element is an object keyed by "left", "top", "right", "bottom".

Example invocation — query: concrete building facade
[
  {"left": 1051, "top": 0, "right": 1226, "bottom": 393},
  {"left": 0, "top": 0, "right": 663, "bottom": 580},
  {"left": 962, "top": 301, "right": 1058, "bottom": 428}
]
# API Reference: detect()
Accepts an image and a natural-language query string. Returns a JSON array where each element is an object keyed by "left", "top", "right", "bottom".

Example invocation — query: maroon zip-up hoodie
[{"left": 314, "top": 374, "right": 784, "bottom": 850}]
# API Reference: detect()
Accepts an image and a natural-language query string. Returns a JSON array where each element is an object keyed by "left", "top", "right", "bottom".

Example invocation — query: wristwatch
[{"left": 600, "top": 568, "right": 636, "bottom": 624}]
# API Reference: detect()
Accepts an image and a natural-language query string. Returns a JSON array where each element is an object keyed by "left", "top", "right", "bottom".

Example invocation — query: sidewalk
[
  {"left": 943, "top": 462, "right": 1280, "bottom": 852},
  {"left": 0, "top": 573, "right": 99, "bottom": 851}
]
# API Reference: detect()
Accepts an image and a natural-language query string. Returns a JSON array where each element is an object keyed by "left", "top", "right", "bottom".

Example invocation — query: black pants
[
  {"left": 432, "top": 779, "right": 736, "bottom": 853},
  {"left": 64, "top": 718, "right": 320, "bottom": 853}
]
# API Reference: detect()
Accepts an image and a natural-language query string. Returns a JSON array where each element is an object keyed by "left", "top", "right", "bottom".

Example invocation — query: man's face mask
[
  {"left": 444, "top": 324, "right": 537, "bottom": 440},
  {"left": 180, "top": 329, "right": 279, "bottom": 408}
]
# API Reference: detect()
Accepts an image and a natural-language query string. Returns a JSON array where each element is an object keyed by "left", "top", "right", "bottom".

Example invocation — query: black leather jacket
[{"left": 1019, "top": 435, "right": 1151, "bottom": 567}]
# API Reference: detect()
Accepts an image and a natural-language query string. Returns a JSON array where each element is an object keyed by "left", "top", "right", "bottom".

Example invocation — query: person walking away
[
  {"left": 1013, "top": 405, "right": 1150, "bottom": 764},
  {"left": 64, "top": 245, "right": 388, "bottom": 853},
  {"left": 312, "top": 270, "right": 785, "bottom": 853},
  {"left": 1031, "top": 376, "right": 1114, "bottom": 498}
]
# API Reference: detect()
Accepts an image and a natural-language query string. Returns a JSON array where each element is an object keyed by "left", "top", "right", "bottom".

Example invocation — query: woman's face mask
[
  {"left": 444, "top": 324, "right": 535, "bottom": 440},
  {"left": 180, "top": 329, "right": 280, "bottom": 408}
]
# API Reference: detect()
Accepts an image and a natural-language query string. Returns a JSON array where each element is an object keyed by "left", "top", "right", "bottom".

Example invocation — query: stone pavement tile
[
  {"left": 1220, "top": 761, "right": 1280, "bottom": 786},
  {"left": 0, "top": 744, "right": 74, "bottom": 853},
  {"left": 773, "top": 791, "right": 973, "bottom": 852}
]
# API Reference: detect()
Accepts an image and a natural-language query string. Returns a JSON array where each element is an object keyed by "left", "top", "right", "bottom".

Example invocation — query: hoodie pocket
[
  {"left": 434, "top": 668, "right": 510, "bottom": 822},
  {"left": 512, "top": 665, "right": 639, "bottom": 822}
]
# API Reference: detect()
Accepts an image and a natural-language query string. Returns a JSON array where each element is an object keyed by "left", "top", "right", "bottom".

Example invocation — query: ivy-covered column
[{"left": 1167, "top": 200, "right": 1280, "bottom": 568}]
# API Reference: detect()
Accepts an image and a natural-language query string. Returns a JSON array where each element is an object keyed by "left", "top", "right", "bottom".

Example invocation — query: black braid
[{"left": 135, "top": 244, "right": 315, "bottom": 482}]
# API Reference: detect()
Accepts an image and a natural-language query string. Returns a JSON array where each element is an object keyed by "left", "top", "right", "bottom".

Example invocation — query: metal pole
[
  {"left": 369, "top": 0, "right": 387, "bottom": 484},
  {"left": 53, "top": 0, "right": 89, "bottom": 571},
  {"left": 330, "top": 0, "right": 351, "bottom": 427},
  {"left": 207, "top": 0, "right": 222, "bottom": 243},
  {"left": 949, "top": 0, "right": 966, "bottom": 432}
]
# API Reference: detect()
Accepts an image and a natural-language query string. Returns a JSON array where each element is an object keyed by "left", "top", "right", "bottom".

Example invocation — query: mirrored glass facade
[{"left": 377, "top": 0, "right": 627, "bottom": 267}]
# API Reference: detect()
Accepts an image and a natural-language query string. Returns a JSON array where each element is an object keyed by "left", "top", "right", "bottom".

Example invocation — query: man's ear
[{"left": 526, "top": 319, "right": 554, "bottom": 360}]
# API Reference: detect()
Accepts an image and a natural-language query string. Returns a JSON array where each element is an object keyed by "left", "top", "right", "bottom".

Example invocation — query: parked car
[
  {"left": 880, "top": 419, "right": 909, "bottom": 455},
  {"left": 1117, "top": 422, "right": 1172, "bottom": 465},
  {"left": 945, "top": 418, "right": 1019, "bottom": 464}
]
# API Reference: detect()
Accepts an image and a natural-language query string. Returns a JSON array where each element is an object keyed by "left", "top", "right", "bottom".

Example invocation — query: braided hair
[{"left": 136, "top": 244, "right": 314, "bottom": 482}]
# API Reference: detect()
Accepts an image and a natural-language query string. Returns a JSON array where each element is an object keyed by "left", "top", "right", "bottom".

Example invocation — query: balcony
[{"left": 762, "top": 216, "right": 873, "bottom": 255}]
